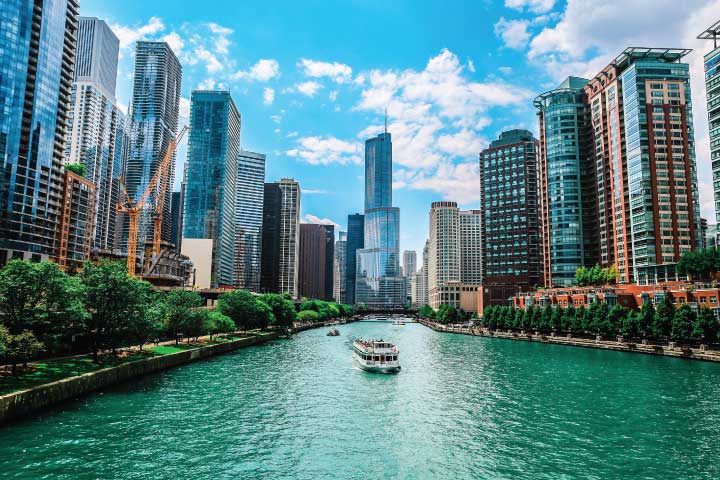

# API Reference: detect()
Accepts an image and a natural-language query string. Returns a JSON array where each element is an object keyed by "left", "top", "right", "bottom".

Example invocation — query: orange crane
[{"left": 117, "top": 126, "right": 188, "bottom": 277}]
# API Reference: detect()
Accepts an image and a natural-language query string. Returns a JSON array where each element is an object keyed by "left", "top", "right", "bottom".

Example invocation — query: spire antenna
[{"left": 384, "top": 107, "right": 388, "bottom": 134}]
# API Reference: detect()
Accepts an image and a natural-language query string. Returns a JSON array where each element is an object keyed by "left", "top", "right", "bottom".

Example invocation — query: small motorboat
[{"left": 327, "top": 328, "right": 340, "bottom": 336}]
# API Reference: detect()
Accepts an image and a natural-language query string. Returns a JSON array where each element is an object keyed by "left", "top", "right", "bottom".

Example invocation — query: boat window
[{"left": 374, "top": 356, "right": 380, "bottom": 361}]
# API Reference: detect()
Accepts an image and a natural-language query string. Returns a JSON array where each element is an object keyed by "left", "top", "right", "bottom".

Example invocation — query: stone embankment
[{"left": 418, "top": 319, "right": 720, "bottom": 363}]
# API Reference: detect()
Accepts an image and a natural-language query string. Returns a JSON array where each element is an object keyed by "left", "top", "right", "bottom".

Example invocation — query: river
[{"left": 1, "top": 320, "right": 719, "bottom": 479}]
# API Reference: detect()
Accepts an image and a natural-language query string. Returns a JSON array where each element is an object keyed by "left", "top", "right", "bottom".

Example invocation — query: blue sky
[{"left": 82, "top": 0, "right": 720, "bottom": 257}]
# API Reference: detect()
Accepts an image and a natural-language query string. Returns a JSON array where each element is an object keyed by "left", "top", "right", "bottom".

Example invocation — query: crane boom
[{"left": 116, "top": 126, "right": 188, "bottom": 277}]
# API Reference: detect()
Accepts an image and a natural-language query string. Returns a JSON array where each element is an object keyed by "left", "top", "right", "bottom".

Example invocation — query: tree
[
  {"left": 207, "top": 310, "right": 236, "bottom": 339},
  {"left": 163, "top": 290, "right": 203, "bottom": 343},
  {"left": 419, "top": 304, "right": 435, "bottom": 319},
  {"left": 0, "top": 260, "right": 86, "bottom": 346},
  {"left": 607, "top": 305, "right": 626, "bottom": 337},
  {"left": 653, "top": 296, "right": 674, "bottom": 341},
  {"left": 671, "top": 304, "right": 695, "bottom": 344},
  {"left": 572, "top": 307, "right": 586, "bottom": 335},
  {"left": 297, "top": 310, "right": 320, "bottom": 323},
  {"left": 126, "top": 290, "right": 163, "bottom": 350},
  {"left": 561, "top": 304, "right": 575, "bottom": 332},
  {"left": 638, "top": 302, "right": 655, "bottom": 340},
  {"left": 575, "top": 266, "right": 588, "bottom": 286},
  {"left": 677, "top": 248, "right": 720, "bottom": 281},
  {"left": 693, "top": 307, "right": 719, "bottom": 345},
  {"left": 182, "top": 310, "right": 209, "bottom": 342},
  {"left": 540, "top": 305, "right": 552, "bottom": 333},
  {"left": 5, "top": 330, "right": 43, "bottom": 374},
  {"left": 259, "top": 293, "right": 297, "bottom": 333},
  {"left": 65, "top": 162, "right": 86, "bottom": 177},
  {"left": 80, "top": 261, "right": 157, "bottom": 360},
  {"left": 621, "top": 310, "right": 639, "bottom": 339}
]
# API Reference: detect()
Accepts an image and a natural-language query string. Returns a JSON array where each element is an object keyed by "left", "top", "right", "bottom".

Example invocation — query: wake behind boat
[{"left": 353, "top": 339, "right": 401, "bottom": 373}]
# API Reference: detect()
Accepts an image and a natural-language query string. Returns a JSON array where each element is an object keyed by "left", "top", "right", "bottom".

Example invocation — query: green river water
[{"left": 1, "top": 320, "right": 720, "bottom": 479}]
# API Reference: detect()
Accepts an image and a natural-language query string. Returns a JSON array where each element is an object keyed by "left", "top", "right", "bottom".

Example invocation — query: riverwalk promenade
[{"left": 419, "top": 318, "right": 720, "bottom": 363}]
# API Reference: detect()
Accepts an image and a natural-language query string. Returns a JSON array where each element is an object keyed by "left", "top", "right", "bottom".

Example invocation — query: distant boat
[
  {"left": 353, "top": 339, "right": 401, "bottom": 373},
  {"left": 327, "top": 328, "right": 340, "bottom": 336},
  {"left": 392, "top": 319, "right": 406, "bottom": 326}
]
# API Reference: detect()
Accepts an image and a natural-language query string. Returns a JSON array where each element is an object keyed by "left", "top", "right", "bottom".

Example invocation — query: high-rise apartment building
[
  {"left": 183, "top": 91, "right": 240, "bottom": 287},
  {"left": 460, "top": 210, "right": 483, "bottom": 285},
  {"left": 479, "top": 130, "right": 540, "bottom": 303},
  {"left": 699, "top": 22, "right": 720, "bottom": 240},
  {"left": 535, "top": 76, "right": 598, "bottom": 287},
  {"left": 334, "top": 231, "right": 347, "bottom": 303},
  {"left": 56, "top": 168, "right": 96, "bottom": 272},
  {"left": 124, "top": 41, "right": 182, "bottom": 254},
  {"left": 403, "top": 250, "right": 417, "bottom": 277},
  {"left": 346, "top": 213, "right": 364, "bottom": 304},
  {"left": 0, "top": 0, "right": 79, "bottom": 265},
  {"left": 260, "top": 179, "right": 300, "bottom": 297},
  {"left": 428, "top": 202, "right": 460, "bottom": 309},
  {"left": 64, "top": 17, "right": 123, "bottom": 252},
  {"left": 298, "top": 223, "right": 333, "bottom": 300},
  {"left": 355, "top": 131, "right": 405, "bottom": 308},
  {"left": 235, "top": 150, "right": 266, "bottom": 291}
]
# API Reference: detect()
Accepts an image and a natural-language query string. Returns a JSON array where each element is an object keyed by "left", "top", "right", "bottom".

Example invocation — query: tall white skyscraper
[
  {"left": 235, "top": 151, "right": 266, "bottom": 291},
  {"left": 64, "top": 17, "right": 124, "bottom": 251},
  {"left": 428, "top": 202, "right": 461, "bottom": 309},
  {"left": 460, "top": 210, "right": 483, "bottom": 285}
]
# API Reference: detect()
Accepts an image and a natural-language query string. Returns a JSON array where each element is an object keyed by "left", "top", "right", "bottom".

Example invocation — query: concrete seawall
[
  {"left": 419, "top": 319, "right": 720, "bottom": 363},
  {"left": 0, "top": 332, "right": 278, "bottom": 425}
]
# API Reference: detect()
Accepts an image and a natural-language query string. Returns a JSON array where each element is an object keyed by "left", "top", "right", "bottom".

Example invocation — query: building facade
[
  {"left": 260, "top": 179, "right": 300, "bottom": 297},
  {"left": 170, "top": 191, "right": 183, "bottom": 250},
  {"left": 346, "top": 213, "right": 364, "bottom": 304},
  {"left": 699, "top": 22, "right": 720, "bottom": 240},
  {"left": 183, "top": 91, "right": 240, "bottom": 287},
  {"left": 0, "top": 0, "right": 79, "bottom": 265},
  {"left": 428, "top": 202, "right": 461, "bottom": 309},
  {"left": 403, "top": 250, "right": 417, "bottom": 276},
  {"left": 298, "top": 223, "right": 333, "bottom": 300},
  {"left": 234, "top": 150, "right": 265, "bottom": 291},
  {"left": 124, "top": 41, "right": 182, "bottom": 254},
  {"left": 56, "top": 168, "right": 96, "bottom": 273},
  {"left": 334, "top": 231, "right": 347, "bottom": 303},
  {"left": 64, "top": 17, "right": 123, "bottom": 253},
  {"left": 355, "top": 132, "right": 405, "bottom": 308},
  {"left": 460, "top": 209, "right": 483, "bottom": 285}
]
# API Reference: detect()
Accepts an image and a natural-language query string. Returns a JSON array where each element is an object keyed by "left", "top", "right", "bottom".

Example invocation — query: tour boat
[
  {"left": 327, "top": 328, "right": 340, "bottom": 336},
  {"left": 353, "top": 339, "right": 401, "bottom": 373}
]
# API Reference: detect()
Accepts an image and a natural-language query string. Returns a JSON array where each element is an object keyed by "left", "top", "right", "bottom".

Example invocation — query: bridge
[{"left": 357, "top": 308, "right": 418, "bottom": 317}]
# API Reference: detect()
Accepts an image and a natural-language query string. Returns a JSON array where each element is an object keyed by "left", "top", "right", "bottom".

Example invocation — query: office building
[
  {"left": 460, "top": 209, "right": 483, "bottom": 285},
  {"left": 334, "top": 231, "right": 347, "bottom": 303},
  {"left": 346, "top": 213, "right": 364, "bottom": 304},
  {"left": 183, "top": 91, "right": 240, "bottom": 287},
  {"left": 355, "top": 130, "right": 405, "bottom": 308},
  {"left": 234, "top": 151, "right": 266, "bottom": 291},
  {"left": 322, "top": 224, "right": 335, "bottom": 300},
  {"left": 170, "top": 191, "right": 183, "bottom": 250},
  {"left": 56, "top": 167, "right": 96, "bottom": 273},
  {"left": 298, "top": 223, "right": 333, "bottom": 300},
  {"left": 699, "top": 22, "right": 720, "bottom": 232},
  {"left": 124, "top": 41, "right": 182, "bottom": 254},
  {"left": 403, "top": 250, "right": 417, "bottom": 276},
  {"left": 260, "top": 179, "right": 300, "bottom": 297},
  {"left": 64, "top": 17, "right": 123, "bottom": 252},
  {"left": 428, "top": 202, "right": 461, "bottom": 309}
]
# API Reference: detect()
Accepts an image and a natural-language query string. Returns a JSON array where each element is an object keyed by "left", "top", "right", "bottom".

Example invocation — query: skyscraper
[
  {"left": 428, "top": 202, "right": 460, "bottom": 309},
  {"left": 699, "top": 22, "right": 720, "bottom": 242},
  {"left": 346, "top": 213, "right": 364, "bottom": 304},
  {"left": 334, "top": 231, "right": 347, "bottom": 303},
  {"left": 235, "top": 150, "right": 266, "bottom": 291},
  {"left": 535, "top": 76, "right": 597, "bottom": 287},
  {"left": 355, "top": 130, "right": 405, "bottom": 308},
  {"left": 0, "top": 0, "right": 79, "bottom": 264},
  {"left": 183, "top": 91, "right": 240, "bottom": 287},
  {"left": 298, "top": 223, "right": 330, "bottom": 300},
  {"left": 260, "top": 179, "right": 300, "bottom": 297},
  {"left": 64, "top": 17, "right": 123, "bottom": 252},
  {"left": 479, "top": 129, "right": 540, "bottom": 298},
  {"left": 170, "top": 191, "right": 183, "bottom": 250},
  {"left": 460, "top": 210, "right": 483, "bottom": 285},
  {"left": 124, "top": 41, "right": 182, "bottom": 253},
  {"left": 322, "top": 224, "right": 335, "bottom": 300},
  {"left": 403, "top": 250, "right": 417, "bottom": 276}
]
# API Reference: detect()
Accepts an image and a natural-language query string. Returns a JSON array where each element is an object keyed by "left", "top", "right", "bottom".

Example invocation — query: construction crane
[{"left": 117, "top": 126, "right": 188, "bottom": 277}]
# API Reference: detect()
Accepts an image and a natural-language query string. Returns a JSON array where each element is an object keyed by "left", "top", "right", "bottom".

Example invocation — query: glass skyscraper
[
  {"left": 235, "top": 150, "right": 266, "bottom": 291},
  {"left": 0, "top": 0, "right": 79, "bottom": 264},
  {"left": 124, "top": 41, "right": 182, "bottom": 253},
  {"left": 183, "top": 91, "right": 241, "bottom": 287},
  {"left": 260, "top": 179, "right": 300, "bottom": 297},
  {"left": 699, "top": 23, "right": 720, "bottom": 235},
  {"left": 535, "top": 77, "right": 598, "bottom": 287},
  {"left": 355, "top": 131, "right": 405, "bottom": 308},
  {"left": 345, "top": 213, "right": 364, "bottom": 304}
]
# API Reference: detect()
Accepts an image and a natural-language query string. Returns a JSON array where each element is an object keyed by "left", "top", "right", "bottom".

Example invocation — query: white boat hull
[{"left": 354, "top": 357, "right": 401, "bottom": 374}]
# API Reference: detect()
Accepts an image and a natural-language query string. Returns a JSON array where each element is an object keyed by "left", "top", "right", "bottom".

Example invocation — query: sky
[{"left": 82, "top": 0, "right": 720, "bottom": 257}]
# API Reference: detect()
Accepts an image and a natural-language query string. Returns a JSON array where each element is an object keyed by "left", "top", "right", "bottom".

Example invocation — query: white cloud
[
  {"left": 206, "top": 22, "right": 233, "bottom": 55},
  {"left": 270, "top": 114, "right": 282, "bottom": 124},
  {"left": 287, "top": 131, "right": 299, "bottom": 138},
  {"left": 437, "top": 129, "right": 487, "bottom": 157},
  {"left": 195, "top": 46, "right": 223, "bottom": 73},
  {"left": 110, "top": 17, "right": 165, "bottom": 50},
  {"left": 467, "top": 59, "right": 476, "bottom": 73},
  {"left": 498, "top": 66, "right": 513, "bottom": 75},
  {"left": 295, "top": 81, "right": 323, "bottom": 97},
  {"left": 303, "top": 214, "right": 340, "bottom": 228},
  {"left": 329, "top": 90, "right": 338, "bottom": 102},
  {"left": 303, "top": 189, "right": 329, "bottom": 194},
  {"left": 233, "top": 59, "right": 280, "bottom": 81},
  {"left": 161, "top": 32, "right": 184, "bottom": 53},
  {"left": 298, "top": 59, "right": 353, "bottom": 83},
  {"left": 494, "top": 18, "right": 531, "bottom": 50},
  {"left": 263, "top": 87, "right": 275, "bottom": 105},
  {"left": 197, "top": 78, "right": 216, "bottom": 90},
  {"left": 286, "top": 136, "right": 362, "bottom": 165},
  {"left": 504, "top": 0, "right": 556, "bottom": 13},
  {"left": 179, "top": 97, "right": 191, "bottom": 125}
]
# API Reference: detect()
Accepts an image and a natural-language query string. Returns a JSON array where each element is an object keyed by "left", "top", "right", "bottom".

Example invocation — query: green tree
[
  {"left": 572, "top": 307, "right": 586, "bottom": 335},
  {"left": 163, "top": 290, "right": 203, "bottom": 343},
  {"left": 671, "top": 304, "right": 695, "bottom": 344},
  {"left": 80, "top": 261, "right": 156, "bottom": 360},
  {"left": 5, "top": 330, "right": 43, "bottom": 374},
  {"left": 540, "top": 305, "right": 552, "bottom": 333},
  {"left": 259, "top": 293, "right": 297, "bottom": 333},
  {"left": 693, "top": 307, "right": 719, "bottom": 344},
  {"left": 217, "top": 290, "right": 263, "bottom": 332},
  {"left": 638, "top": 302, "right": 655, "bottom": 340},
  {"left": 561, "top": 304, "right": 576, "bottom": 332},
  {"left": 677, "top": 248, "right": 720, "bottom": 281},
  {"left": 297, "top": 310, "right": 320, "bottom": 323},
  {"left": 575, "top": 266, "right": 588, "bottom": 286},
  {"left": 550, "top": 306, "right": 562, "bottom": 333},
  {"left": 653, "top": 296, "right": 674, "bottom": 341},
  {"left": 419, "top": 304, "right": 435, "bottom": 319},
  {"left": 607, "top": 305, "right": 626, "bottom": 337},
  {"left": 207, "top": 310, "right": 236, "bottom": 339},
  {"left": 64, "top": 162, "right": 86, "bottom": 176},
  {"left": 621, "top": 310, "right": 639, "bottom": 338}
]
